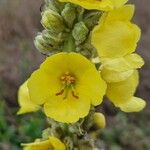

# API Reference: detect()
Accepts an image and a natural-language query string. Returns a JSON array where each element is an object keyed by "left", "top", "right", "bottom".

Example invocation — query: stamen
[
  {"left": 71, "top": 85, "right": 79, "bottom": 99},
  {"left": 56, "top": 89, "right": 64, "bottom": 96},
  {"left": 56, "top": 71, "right": 79, "bottom": 99},
  {"left": 63, "top": 86, "right": 70, "bottom": 99},
  {"left": 72, "top": 91, "right": 79, "bottom": 99}
]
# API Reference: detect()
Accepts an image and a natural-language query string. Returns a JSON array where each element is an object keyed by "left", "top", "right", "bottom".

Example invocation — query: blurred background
[{"left": 0, "top": 0, "right": 149, "bottom": 149}]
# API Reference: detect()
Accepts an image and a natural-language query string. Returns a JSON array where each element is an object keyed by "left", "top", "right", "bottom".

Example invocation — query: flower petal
[
  {"left": 106, "top": 71, "right": 139, "bottom": 105},
  {"left": 17, "top": 81, "right": 40, "bottom": 115},
  {"left": 92, "top": 21, "right": 141, "bottom": 58},
  {"left": 101, "top": 58, "right": 131, "bottom": 73},
  {"left": 28, "top": 69, "right": 61, "bottom": 105},
  {"left": 101, "top": 69, "right": 134, "bottom": 83},
  {"left": 59, "top": 0, "right": 113, "bottom": 11},
  {"left": 22, "top": 136, "right": 65, "bottom": 150},
  {"left": 101, "top": 53, "right": 144, "bottom": 72},
  {"left": 41, "top": 52, "right": 95, "bottom": 79},
  {"left": 124, "top": 53, "right": 144, "bottom": 69},
  {"left": 119, "top": 97, "right": 146, "bottom": 112},
  {"left": 44, "top": 94, "right": 91, "bottom": 123},
  {"left": 77, "top": 69, "right": 107, "bottom": 106},
  {"left": 111, "top": 0, "right": 128, "bottom": 8},
  {"left": 22, "top": 139, "right": 52, "bottom": 150},
  {"left": 49, "top": 137, "right": 66, "bottom": 150},
  {"left": 100, "top": 53, "right": 144, "bottom": 83},
  {"left": 101, "top": 4, "right": 134, "bottom": 24}
]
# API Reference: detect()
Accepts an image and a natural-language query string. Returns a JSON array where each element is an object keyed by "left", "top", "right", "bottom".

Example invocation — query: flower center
[
  {"left": 60, "top": 71, "right": 76, "bottom": 86},
  {"left": 56, "top": 71, "right": 79, "bottom": 99}
]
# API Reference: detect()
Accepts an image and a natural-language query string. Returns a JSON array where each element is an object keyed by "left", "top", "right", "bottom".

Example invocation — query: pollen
[
  {"left": 56, "top": 71, "right": 79, "bottom": 99},
  {"left": 60, "top": 71, "right": 76, "bottom": 85}
]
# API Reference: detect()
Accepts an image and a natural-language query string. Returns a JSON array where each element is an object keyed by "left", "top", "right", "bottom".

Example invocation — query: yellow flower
[
  {"left": 17, "top": 81, "right": 40, "bottom": 115},
  {"left": 106, "top": 70, "right": 146, "bottom": 112},
  {"left": 91, "top": 5, "right": 144, "bottom": 82},
  {"left": 22, "top": 137, "right": 66, "bottom": 150},
  {"left": 100, "top": 53, "right": 144, "bottom": 83},
  {"left": 90, "top": 4, "right": 146, "bottom": 112},
  {"left": 92, "top": 5, "right": 141, "bottom": 58},
  {"left": 93, "top": 112, "right": 106, "bottom": 128},
  {"left": 59, "top": 0, "right": 128, "bottom": 11},
  {"left": 28, "top": 52, "right": 106, "bottom": 123}
]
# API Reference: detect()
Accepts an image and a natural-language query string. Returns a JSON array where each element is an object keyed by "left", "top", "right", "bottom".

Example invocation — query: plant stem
[{"left": 63, "top": 34, "right": 76, "bottom": 52}]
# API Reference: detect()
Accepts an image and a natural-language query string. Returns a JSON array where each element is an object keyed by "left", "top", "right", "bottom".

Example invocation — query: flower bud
[
  {"left": 42, "top": 128, "right": 52, "bottom": 139},
  {"left": 45, "top": 0, "right": 65, "bottom": 13},
  {"left": 72, "top": 21, "right": 89, "bottom": 45},
  {"left": 79, "top": 140, "right": 93, "bottom": 150},
  {"left": 61, "top": 3, "right": 76, "bottom": 28},
  {"left": 83, "top": 11, "right": 101, "bottom": 29},
  {"left": 41, "top": 9, "right": 65, "bottom": 33},
  {"left": 93, "top": 112, "right": 106, "bottom": 129},
  {"left": 42, "top": 30, "right": 66, "bottom": 46},
  {"left": 34, "top": 34, "right": 55, "bottom": 54}
]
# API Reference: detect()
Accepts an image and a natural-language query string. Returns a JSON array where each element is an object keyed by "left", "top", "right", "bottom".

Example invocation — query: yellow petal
[
  {"left": 17, "top": 81, "right": 39, "bottom": 115},
  {"left": 119, "top": 97, "right": 146, "bottom": 112},
  {"left": 101, "top": 57, "right": 130, "bottom": 72},
  {"left": 101, "top": 53, "right": 144, "bottom": 72},
  {"left": 44, "top": 94, "right": 91, "bottom": 123},
  {"left": 106, "top": 71, "right": 139, "bottom": 105},
  {"left": 77, "top": 69, "right": 107, "bottom": 106},
  {"left": 92, "top": 21, "right": 141, "bottom": 58},
  {"left": 49, "top": 137, "right": 66, "bottom": 150},
  {"left": 101, "top": 4, "right": 134, "bottom": 24},
  {"left": 28, "top": 69, "right": 61, "bottom": 105},
  {"left": 23, "top": 139, "right": 52, "bottom": 150},
  {"left": 111, "top": 0, "right": 128, "bottom": 8},
  {"left": 124, "top": 53, "right": 145, "bottom": 69},
  {"left": 101, "top": 69, "right": 134, "bottom": 83},
  {"left": 100, "top": 53, "right": 144, "bottom": 83},
  {"left": 93, "top": 112, "right": 106, "bottom": 128},
  {"left": 22, "top": 137, "right": 65, "bottom": 150},
  {"left": 40, "top": 52, "right": 98, "bottom": 79},
  {"left": 59, "top": 0, "right": 114, "bottom": 11}
]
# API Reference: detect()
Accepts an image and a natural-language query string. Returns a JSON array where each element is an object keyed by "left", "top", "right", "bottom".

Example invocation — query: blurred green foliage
[
  {"left": 0, "top": 99, "right": 46, "bottom": 150},
  {"left": 100, "top": 112, "right": 150, "bottom": 150}
]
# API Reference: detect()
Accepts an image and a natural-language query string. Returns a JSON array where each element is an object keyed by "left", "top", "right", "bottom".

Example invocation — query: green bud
[
  {"left": 42, "top": 30, "right": 67, "bottom": 45},
  {"left": 45, "top": 0, "right": 59, "bottom": 12},
  {"left": 72, "top": 21, "right": 89, "bottom": 45},
  {"left": 76, "top": 37, "right": 97, "bottom": 58},
  {"left": 53, "top": 0, "right": 65, "bottom": 12},
  {"left": 45, "top": 0, "right": 65, "bottom": 13},
  {"left": 42, "top": 128, "right": 52, "bottom": 139},
  {"left": 79, "top": 140, "right": 94, "bottom": 150},
  {"left": 34, "top": 33, "right": 56, "bottom": 54},
  {"left": 83, "top": 11, "right": 102, "bottom": 29},
  {"left": 64, "top": 137, "right": 74, "bottom": 150},
  {"left": 41, "top": 9, "right": 65, "bottom": 33},
  {"left": 61, "top": 3, "right": 76, "bottom": 28},
  {"left": 77, "top": 7, "right": 85, "bottom": 21}
]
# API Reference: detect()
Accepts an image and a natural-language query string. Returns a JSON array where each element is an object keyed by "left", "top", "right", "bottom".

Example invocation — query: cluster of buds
[{"left": 34, "top": 0, "right": 101, "bottom": 58}]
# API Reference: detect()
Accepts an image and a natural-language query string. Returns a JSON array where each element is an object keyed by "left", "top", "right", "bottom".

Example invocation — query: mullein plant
[{"left": 17, "top": 0, "right": 146, "bottom": 149}]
